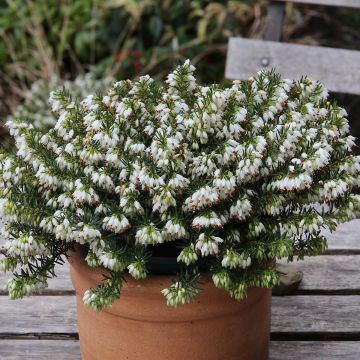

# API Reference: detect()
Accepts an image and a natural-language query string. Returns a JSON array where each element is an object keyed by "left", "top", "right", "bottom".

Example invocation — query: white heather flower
[
  {"left": 99, "top": 252, "right": 125, "bottom": 271},
  {"left": 225, "top": 229, "right": 242, "bottom": 243},
  {"left": 229, "top": 198, "right": 252, "bottom": 221},
  {"left": 317, "top": 179, "right": 349, "bottom": 202},
  {"left": 6, "top": 233, "right": 49, "bottom": 257},
  {"left": 168, "top": 174, "right": 190, "bottom": 190},
  {"left": 190, "top": 155, "right": 217, "bottom": 177},
  {"left": 95, "top": 204, "right": 110, "bottom": 215},
  {"left": 73, "top": 224, "right": 102, "bottom": 244},
  {"left": 57, "top": 193, "right": 74, "bottom": 209},
  {"left": 6, "top": 276, "right": 48, "bottom": 299},
  {"left": 135, "top": 224, "right": 163, "bottom": 245},
  {"left": 177, "top": 244, "right": 198, "bottom": 265},
  {"left": 195, "top": 233, "right": 223, "bottom": 256},
  {"left": 93, "top": 130, "right": 119, "bottom": 149},
  {"left": 271, "top": 173, "right": 313, "bottom": 192},
  {"left": 152, "top": 188, "right": 176, "bottom": 214},
  {"left": 212, "top": 270, "right": 231, "bottom": 289},
  {"left": 248, "top": 220, "right": 266, "bottom": 237},
  {"left": 85, "top": 251, "right": 100, "bottom": 267},
  {"left": 184, "top": 186, "right": 219, "bottom": 211},
  {"left": 302, "top": 147, "right": 331, "bottom": 173},
  {"left": 236, "top": 157, "right": 263, "bottom": 182},
  {"left": 127, "top": 260, "right": 147, "bottom": 279},
  {"left": 138, "top": 168, "right": 165, "bottom": 190},
  {"left": 213, "top": 170, "right": 236, "bottom": 198},
  {"left": 80, "top": 148, "right": 104, "bottom": 164},
  {"left": 234, "top": 108, "right": 247, "bottom": 122},
  {"left": 166, "top": 59, "right": 196, "bottom": 94},
  {"left": 35, "top": 164, "right": 61, "bottom": 190},
  {"left": 73, "top": 180, "right": 99, "bottom": 205},
  {"left": 191, "top": 211, "right": 223, "bottom": 230},
  {"left": 91, "top": 170, "right": 115, "bottom": 191},
  {"left": 102, "top": 214, "right": 130, "bottom": 234},
  {"left": 125, "top": 138, "right": 146, "bottom": 155},
  {"left": 221, "top": 249, "right": 251, "bottom": 269},
  {"left": 162, "top": 219, "right": 188, "bottom": 241}
]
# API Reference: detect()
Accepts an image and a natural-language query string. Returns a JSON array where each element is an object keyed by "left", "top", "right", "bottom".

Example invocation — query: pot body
[{"left": 69, "top": 249, "right": 272, "bottom": 360}]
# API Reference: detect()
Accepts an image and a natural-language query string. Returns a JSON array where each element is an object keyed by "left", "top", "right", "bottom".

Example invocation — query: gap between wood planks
[
  {"left": 0, "top": 333, "right": 78, "bottom": 340},
  {"left": 271, "top": 332, "right": 360, "bottom": 341}
]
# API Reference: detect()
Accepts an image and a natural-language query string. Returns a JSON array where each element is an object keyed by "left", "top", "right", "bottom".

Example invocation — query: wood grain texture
[
  {"left": 0, "top": 340, "right": 359, "bottom": 360},
  {"left": 279, "top": 255, "right": 360, "bottom": 292},
  {"left": 324, "top": 219, "right": 360, "bottom": 251},
  {"left": 0, "top": 296, "right": 77, "bottom": 334},
  {"left": 225, "top": 38, "right": 360, "bottom": 94},
  {"left": 1, "top": 255, "right": 359, "bottom": 296},
  {"left": 270, "top": 341, "right": 360, "bottom": 360},
  {"left": 264, "top": 2, "right": 285, "bottom": 41},
  {"left": 275, "top": 0, "right": 360, "bottom": 8},
  {"left": 0, "top": 340, "right": 81, "bottom": 360},
  {"left": 272, "top": 295, "right": 360, "bottom": 333},
  {"left": 1, "top": 295, "right": 359, "bottom": 334}
]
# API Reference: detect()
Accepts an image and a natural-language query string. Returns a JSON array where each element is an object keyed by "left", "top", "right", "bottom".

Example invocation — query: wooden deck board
[
  {"left": 269, "top": 341, "right": 360, "bottom": 360},
  {"left": 272, "top": 295, "right": 360, "bottom": 333},
  {"left": 324, "top": 219, "right": 360, "bottom": 251},
  {"left": 1, "top": 295, "right": 359, "bottom": 335},
  {"left": 0, "top": 340, "right": 81, "bottom": 360},
  {"left": 279, "top": 255, "right": 360, "bottom": 292},
  {"left": 1, "top": 340, "right": 360, "bottom": 360},
  {"left": 2, "top": 255, "right": 360, "bottom": 293},
  {"left": 0, "top": 296, "right": 77, "bottom": 334}
]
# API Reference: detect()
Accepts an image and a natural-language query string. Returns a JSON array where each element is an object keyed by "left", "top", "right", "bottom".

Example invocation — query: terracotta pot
[{"left": 69, "top": 248, "right": 272, "bottom": 360}]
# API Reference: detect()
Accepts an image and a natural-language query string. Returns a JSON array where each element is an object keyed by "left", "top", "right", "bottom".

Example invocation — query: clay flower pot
[{"left": 69, "top": 248, "right": 272, "bottom": 360}]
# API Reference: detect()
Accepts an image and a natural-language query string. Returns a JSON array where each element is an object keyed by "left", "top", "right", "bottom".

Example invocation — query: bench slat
[
  {"left": 1, "top": 255, "right": 360, "bottom": 294},
  {"left": 0, "top": 295, "right": 359, "bottom": 334},
  {"left": 270, "top": 341, "right": 360, "bottom": 359},
  {"left": 225, "top": 38, "right": 360, "bottom": 94},
  {"left": 0, "top": 340, "right": 81, "bottom": 360},
  {"left": 272, "top": 295, "right": 360, "bottom": 333},
  {"left": 275, "top": 0, "right": 360, "bottom": 8},
  {"left": 279, "top": 255, "right": 360, "bottom": 292},
  {"left": 324, "top": 219, "right": 360, "bottom": 252},
  {"left": 0, "top": 340, "right": 359, "bottom": 359}
]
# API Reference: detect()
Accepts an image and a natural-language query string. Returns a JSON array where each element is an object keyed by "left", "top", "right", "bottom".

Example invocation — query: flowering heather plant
[{"left": 0, "top": 61, "right": 359, "bottom": 311}]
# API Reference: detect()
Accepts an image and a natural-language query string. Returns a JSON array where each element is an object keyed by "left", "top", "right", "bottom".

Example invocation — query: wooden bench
[{"left": 226, "top": 0, "right": 360, "bottom": 95}]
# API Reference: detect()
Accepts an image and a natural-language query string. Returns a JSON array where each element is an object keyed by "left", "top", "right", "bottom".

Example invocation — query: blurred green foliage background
[{"left": 0, "top": 0, "right": 359, "bottom": 136}]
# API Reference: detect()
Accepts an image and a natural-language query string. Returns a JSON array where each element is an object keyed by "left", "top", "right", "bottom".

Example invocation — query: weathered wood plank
[
  {"left": 272, "top": 296, "right": 360, "bottom": 333},
  {"left": 275, "top": 0, "right": 360, "bottom": 8},
  {"left": 225, "top": 38, "right": 360, "bottom": 94},
  {"left": 0, "top": 296, "right": 77, "bottom": 334},
  {"left": 0, "top": 295, "right": 359, "bottom": 334},
  {"left": 264, "top": 2, "right": 285, "bottom": 41},
  {"left": 323, "top": 219, "right": 360, "bottom": 251},
  {"left": 270, "top": 341, "right": 360, "bottom": 360},
  {"left": 1, "top": 255, "right": 359, "bottom": 295},
  {"left": 0, "top": 340, "right": 81, "bottom": 360},
  {"left": 0, "top": 340, "right": 359, "bottom": 360},
  {"left": 1, "top": 340, "right": 360, "bottom": 360},
  {"left": 280, "top": 255, "right": 360, "bottom": 293}
]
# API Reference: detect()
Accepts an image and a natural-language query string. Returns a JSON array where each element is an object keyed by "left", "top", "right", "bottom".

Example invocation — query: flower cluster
[
  {"left": 0, "top": 61, "right": 359, "bottom": 311},
  {"left": 8, "top": 72, "right": 114, "bottom": 130}
]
